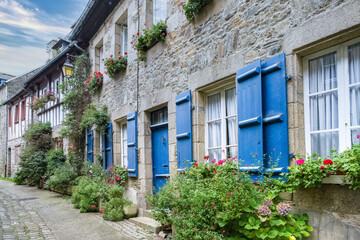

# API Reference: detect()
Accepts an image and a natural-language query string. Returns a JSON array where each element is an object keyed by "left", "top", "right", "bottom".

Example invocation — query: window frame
[
  {"left": 205, "top": 84, "right": 237, "bottom": 162},
  {"left": 121, "top": 22, "right": 128, "bottom": 56},
  {"left": 8, "top": 107, "right": 12, "bottom": 126},
  {"left": 120, "top": 121, "right": 128, "bottom": 168},
  {"left": 153, "top": 0, "right": 167, "bottom": 24},
  {"left": 21, "top": 100, "right": 26, "bottom": 121},
  {"left": 14, "top": 104, "right": 19, "bottom": 124},
  {"left": 303, "top": 37, "right": 360, "bottom": 156}
]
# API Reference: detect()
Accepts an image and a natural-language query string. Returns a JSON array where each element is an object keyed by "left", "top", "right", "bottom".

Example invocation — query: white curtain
[
  {"left": 99, "top": 47, "right": 104, "bottom": 73},
  {"left": 226, "top": 88, "right": 237, "bottom": 158},
  {"left": 349, "top": 43, "right": 360, "bottom": 128},
  {"left": 309, "top": 53, "right": 339, "bottom": 157},
  {"left": 153, "top": 0, "right": 167, "bottom": 23},
  {"left": 121, "top": 124, "right": 128, "bottom": 168},
  {"left": 208, "top": 93, "right": 221, "bottom": 161}
]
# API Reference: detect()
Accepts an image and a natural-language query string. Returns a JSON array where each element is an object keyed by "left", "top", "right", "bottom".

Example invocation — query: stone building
[
  {"left": 67, "top": 0, "right": 360, "bottom": 238},
  {"left": 0, "top": 71, "right": 36, "bottom": 177}
]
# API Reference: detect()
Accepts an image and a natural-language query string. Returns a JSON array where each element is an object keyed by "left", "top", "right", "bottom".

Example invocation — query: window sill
[{"left": 322, "top": 175, "right": 352, "bottom": 185}]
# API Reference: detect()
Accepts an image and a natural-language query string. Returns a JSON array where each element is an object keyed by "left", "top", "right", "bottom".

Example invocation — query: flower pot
[
  {"left": 32, "top": 106, "right": 40, "bottom": 111},
  {"left": 322, "top": 175, "right": 352, "bottom": 185},
  {"left": 123, "top": 204, "right": 138, "bottom": 218},
  {"left": 48, "top": 95, "right": 56, "bottom": 102}
]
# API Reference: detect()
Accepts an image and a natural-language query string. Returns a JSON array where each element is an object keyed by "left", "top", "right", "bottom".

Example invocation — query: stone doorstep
[
  {"left": 128, "top": 217, "right": 162, "bottom": 234},
  {"left": 139, "top": 208, "right": 155, "bottom": 219}
]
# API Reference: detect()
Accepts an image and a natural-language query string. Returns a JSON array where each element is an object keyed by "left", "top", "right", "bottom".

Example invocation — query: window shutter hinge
[
  {"left": 192, "top": 105, "right": 195, "bottom": 110},
  {"left": 286, "top": 75, "right": 291, "bottom": 81},
  {"left": 289, "top": 153, "right": 294, "bottom": 158}
]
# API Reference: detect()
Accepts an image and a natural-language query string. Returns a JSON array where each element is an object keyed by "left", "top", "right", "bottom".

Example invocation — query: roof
[
  {"left": 69, "top": 0, "right": 122, "bottom": 44},
  {"left": 52, "top": 38, "right": 70, "bottom": 50},
  {"left": 0, "top": 72, "right": 15, "bottom": 80}
]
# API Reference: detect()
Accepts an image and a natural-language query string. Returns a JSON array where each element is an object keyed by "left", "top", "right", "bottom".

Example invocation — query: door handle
[
  {"left": 163, "top": 164, "right": 168, "bottom": 167},
  {"left": 162, "top": 136, "right": 166, "bottom": 144}
]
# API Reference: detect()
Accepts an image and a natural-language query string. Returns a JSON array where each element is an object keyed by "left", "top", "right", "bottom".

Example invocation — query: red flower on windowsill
[{"left": 323, "top": 159, "right": 333, "bottom": 165}]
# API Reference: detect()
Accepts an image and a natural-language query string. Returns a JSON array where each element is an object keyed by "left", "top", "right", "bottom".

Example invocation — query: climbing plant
[
  {"left": 59, "top": 53, "right": 91, "bottom": 171},
  {"left": 80, "top": 104, "right": 111, "bottom": 133}
]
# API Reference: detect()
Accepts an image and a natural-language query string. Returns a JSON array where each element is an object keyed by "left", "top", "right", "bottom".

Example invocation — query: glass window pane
[
  {"left": 226, "top": 146, "right": 237, "bottom": 159},
  {"left": 226, "top": 117, "right": 237, "bottom": 145},
  {"left": 122, "top": 124, "right": 128, "bottom": 168},
  {"left": 350, "top": 85, "right": 360, "bottom": 126},
  {"left": 122, "top": 26, "right": 128, "bottom": 55},
  {"left": 225, "top": 88, "right": 236, "bottom": 116},
  {"left": 208, "top": 120, "right": 221, "bottom": 148},
  {"left": 309, "top": 92, "right": 338, "bottom": 131},
  {"left": 349, "top": 42, "right": 360, "bottom": 84},
  {"left": 351, "top": 129, "right": 360, "bottom": 146},
  {"left": 153, "top": 0, "right": 166, "bottom": 23},
  {"left": 209, "top": 149, "right": 222, "bottom": 162},
  {"left": 311, "top": 131, "right": 339, "bottom": 158},
  {"left": 99, "top": 47, "right": 104, "bottom": 73},
  {"left": 309, "top": 52, "right": 337, "bottom": 94},
  {"left": 207, "top": 93, "right": 221, "bottom": 121}
]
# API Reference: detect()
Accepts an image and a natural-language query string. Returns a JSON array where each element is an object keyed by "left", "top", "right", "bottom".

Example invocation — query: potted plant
[
  {"left": 45, "top": 91, "right": 56, "bottom": 102},
  {"left": 84, "top": 71, "right": 103, "bottom": 95},
  {"left": 131, "top": 21, "right": 167, "bottom": 61},
  {"left": 103, "top": 52, "right": 127, "bottom": 78},
  {"left": 179, "top": 0, "right": 213, "bottom": 22}
]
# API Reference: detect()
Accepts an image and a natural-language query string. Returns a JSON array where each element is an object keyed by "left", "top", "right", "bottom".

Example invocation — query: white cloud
[
  {"left": 0, "top": 44, "right": 47, "bottom": 75},
  {"left": 0, "top": 0, "right": 70, "bottom": 36}
]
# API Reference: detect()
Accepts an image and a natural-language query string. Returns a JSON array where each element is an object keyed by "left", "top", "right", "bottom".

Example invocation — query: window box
[{"left": 322, "top": 175, "right": 352, "bottom": 185}]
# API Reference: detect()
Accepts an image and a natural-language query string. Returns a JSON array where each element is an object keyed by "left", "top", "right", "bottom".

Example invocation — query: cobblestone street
[{"left": 0, "top": 180, "right": 156, "bottom": 240}]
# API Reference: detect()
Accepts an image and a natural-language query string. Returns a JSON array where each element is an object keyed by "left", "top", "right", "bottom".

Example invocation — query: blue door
[
  {"left": 151, "top": 108, "right": 169, "bottom": 193},
  {"left": 87, "top": 130, "right": 94, "bottom": 163},
  {"left": 102, "top": 122, "right": 113, "bottom": 169}
]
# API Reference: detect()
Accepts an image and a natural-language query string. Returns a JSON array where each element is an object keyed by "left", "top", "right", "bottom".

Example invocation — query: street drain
[{"left": 18, "top": 197, "right": 38, "bottom": 201}]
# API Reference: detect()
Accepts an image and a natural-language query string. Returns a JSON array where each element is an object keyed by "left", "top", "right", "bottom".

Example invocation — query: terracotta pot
[{"left": 48, "top": 95, "right": 56, "bottom": 101}]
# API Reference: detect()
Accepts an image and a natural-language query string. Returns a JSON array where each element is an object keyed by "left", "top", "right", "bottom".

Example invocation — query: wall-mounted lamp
[{"left": 62, "top": 54, "right": 76, "bottom": 77}]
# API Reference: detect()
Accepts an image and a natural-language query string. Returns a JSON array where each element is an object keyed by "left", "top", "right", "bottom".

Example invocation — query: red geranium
[
  {"left": 320, "top": 166, "right": 325, "bottom": 170},
  {"left": 323, "top": 159, "right": 333, "bottom": 165},
  {"left": 194, "top": 163, "right": 198, "bottom": 167}
]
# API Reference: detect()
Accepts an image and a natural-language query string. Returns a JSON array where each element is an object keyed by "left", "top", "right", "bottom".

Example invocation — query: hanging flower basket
[
  {"left": 84, "top": 71, "right": 104, "bottom": 95},
  {"left": 103, "top": 53, "right": 128, "bottom": 78},
  {"left": 45, "top": 91, "right": 56, "bottom": 102}
]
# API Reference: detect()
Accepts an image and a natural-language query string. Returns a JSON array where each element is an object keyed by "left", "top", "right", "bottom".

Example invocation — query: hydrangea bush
[{"left": 147, "top": 160, "right": 312, "bottom": 239}]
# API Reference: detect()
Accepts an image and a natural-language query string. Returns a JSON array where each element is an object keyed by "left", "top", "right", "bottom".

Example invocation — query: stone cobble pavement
[
  {"left": 0, "top": 180, "right": 158, "bottom": 240},
  {"left": 0, "top": 189, "right": 55, "bottom": 240}
]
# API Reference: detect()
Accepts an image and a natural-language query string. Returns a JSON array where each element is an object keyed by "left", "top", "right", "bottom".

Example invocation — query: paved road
[{"left": 0, "top": 180, "right": 155, "bottom": 240}]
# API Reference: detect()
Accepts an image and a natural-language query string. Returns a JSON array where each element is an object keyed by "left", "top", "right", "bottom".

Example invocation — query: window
[
  {"left": 8, "top": 108, "right": 12, "bottom": 126},
  {"left": 99, "top": 46, "right": 104, "bottom": 73},
  {"left": 304, "top": 39, "right": 360, "bottom": 157},
  {"left": 121, "top": 123, "right": 128, "bottom": 168},
  {"left": 21, "top": 100, "right": 26, "bottom": 120},
  {"left": 121, "top": 23, "right": 128, "bottom": 55},
  {"left": 153, "top": 0, "right": 166, "bottom": 23},
  {"left": 206, "top": 87, "right": 237, "bottom": 161},
  {"left": 14, "top": 104, "right": 19, "bottom": 123}
]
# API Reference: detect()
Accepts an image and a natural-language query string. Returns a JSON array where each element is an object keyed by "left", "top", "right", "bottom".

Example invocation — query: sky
[{"left": 0, "top": 0, "right": 88, "bottom": 76}]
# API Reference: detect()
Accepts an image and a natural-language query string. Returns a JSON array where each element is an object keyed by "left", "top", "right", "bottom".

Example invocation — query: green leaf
[
  {"left": 300, "top": 231, "right": 310, "bottom": 237},
  {"left": 268, "top": 230, "right": 278, "bottom": 238},
  {"left": 249, "top": 216, "right": 256, "bottom": 225}
]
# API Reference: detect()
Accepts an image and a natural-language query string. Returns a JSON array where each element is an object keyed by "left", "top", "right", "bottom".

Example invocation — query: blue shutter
[
  {"left": 261, "top": 53, "right": 289, "bottom": 174},
  {"left": 102, "top": 122, "right": 113, "bottom": 169},
  {"left": 127, "top": 112, "right": 138, "bottom": 177},
  {"left": 176, "top": 90, "right": 193, "bottom": 172},
  {"left": 87, "top": 130, "right": 94, "bottom": 163},
  {"left": 236, "top": 53, "right": 289, "bottom": 176},
  {"left": 236, "top": 59, "right": 263, "bottom": 173}
]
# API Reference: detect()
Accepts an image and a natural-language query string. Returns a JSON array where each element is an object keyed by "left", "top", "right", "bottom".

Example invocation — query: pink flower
[
  {"left": 100, "top": 209, "right": 104, "bottom": 213},
  {"left": 110, "top": 54, "right": 113, "bottom": 58},
  {"left": 110, "top": 180, "right": 114, "bottom": 183},
  {"left": 85, "top": 89, "right": 88, "bottom": 92},
  {"left": 211, "top": 159, "right": 216, "bottom": 163},
  {"left": 357, "top": 135, "right": 360, "bottom": 139},
  {"left": 117, "top": 172, "right": 119, "bottom": 174},
  {"left": 296, "top": 159, "right": 305, "bottom": 165},
  {"left": 91, "top": 205, "right": 95, "bottom": 208},
  {"left": 219, "top": 214, "right": 221, "bottom": 216},
  {"left": 110, "top": 169, "right": 114, "bottom": 173},
  {"left": 98, "top": 82, "right": 100, "bottom": 84}
]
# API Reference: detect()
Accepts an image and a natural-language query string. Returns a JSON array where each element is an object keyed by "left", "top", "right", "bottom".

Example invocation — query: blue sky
[{"left": 0, "top": 0, "right": 88, "bottom": 76}]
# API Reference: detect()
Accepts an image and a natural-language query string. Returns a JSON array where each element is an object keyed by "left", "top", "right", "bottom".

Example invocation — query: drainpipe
[
  {"left": 136, "top": 0, "right": 140, "bottom": 114},
  {"left": 4, "top": 83, "right": 8, "bottom": 177}
]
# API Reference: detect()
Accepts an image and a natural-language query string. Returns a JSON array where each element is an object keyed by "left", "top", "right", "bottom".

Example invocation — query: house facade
[
  {"left": 67, "top": 0, "right": 360, "bottom": 228},
  {"left": 1, "top": 40, "right": 84, "bottom": 178}
]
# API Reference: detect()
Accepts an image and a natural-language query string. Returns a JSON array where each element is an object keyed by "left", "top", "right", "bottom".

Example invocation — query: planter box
[{"left": 322, "top": 175, "right": 352, "bottom": 185}]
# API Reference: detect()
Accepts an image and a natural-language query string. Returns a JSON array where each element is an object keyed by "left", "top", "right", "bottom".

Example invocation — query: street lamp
[{"left": 62, "top": 58, "right": 74, "bottom": 77}]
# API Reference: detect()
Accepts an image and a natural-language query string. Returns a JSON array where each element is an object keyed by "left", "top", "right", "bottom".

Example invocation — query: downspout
[
  {"left": 136, "top": 0, "right": 140, "bottom": 114},
  {"left": 73, "top": 41, "right": 86, "bottom": 54},
  {"left": 4, "top": 83, "right": 8, "bottom": 177}
]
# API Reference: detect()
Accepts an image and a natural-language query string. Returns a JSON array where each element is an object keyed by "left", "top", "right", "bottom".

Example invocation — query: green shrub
[
  {"left": 47, "top": 164, "right": 78, "bottom": 192},
  {"left": 71, "top": 176, "right": 108, "bottom": 213},
  {"left": 148, "top": 161, "right": 312, "bottom": 240},
  {"left": 15, "top": 149, "right": 47, "bottom": 186},
  {"left": 23, "top": 122, "right": 52, "bottom": 151},
  {"left": 102, "top": 185, "right": 129, "bottom": 221},
  {"left": 46, "top": 149, "right": 66, "bottom": 179}
]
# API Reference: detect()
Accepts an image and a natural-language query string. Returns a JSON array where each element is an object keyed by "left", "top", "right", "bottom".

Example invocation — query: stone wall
[{"left": 84, "top": 0, "right": 360, "bottom": 233}]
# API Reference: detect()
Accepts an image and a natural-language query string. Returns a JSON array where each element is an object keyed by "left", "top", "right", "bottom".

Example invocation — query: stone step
[
  {"left": 139, "top": 209, "right": 154, "bottom": 219},
  {"left": 128, "top": 217, "right": 162, "bottom": 234}
]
